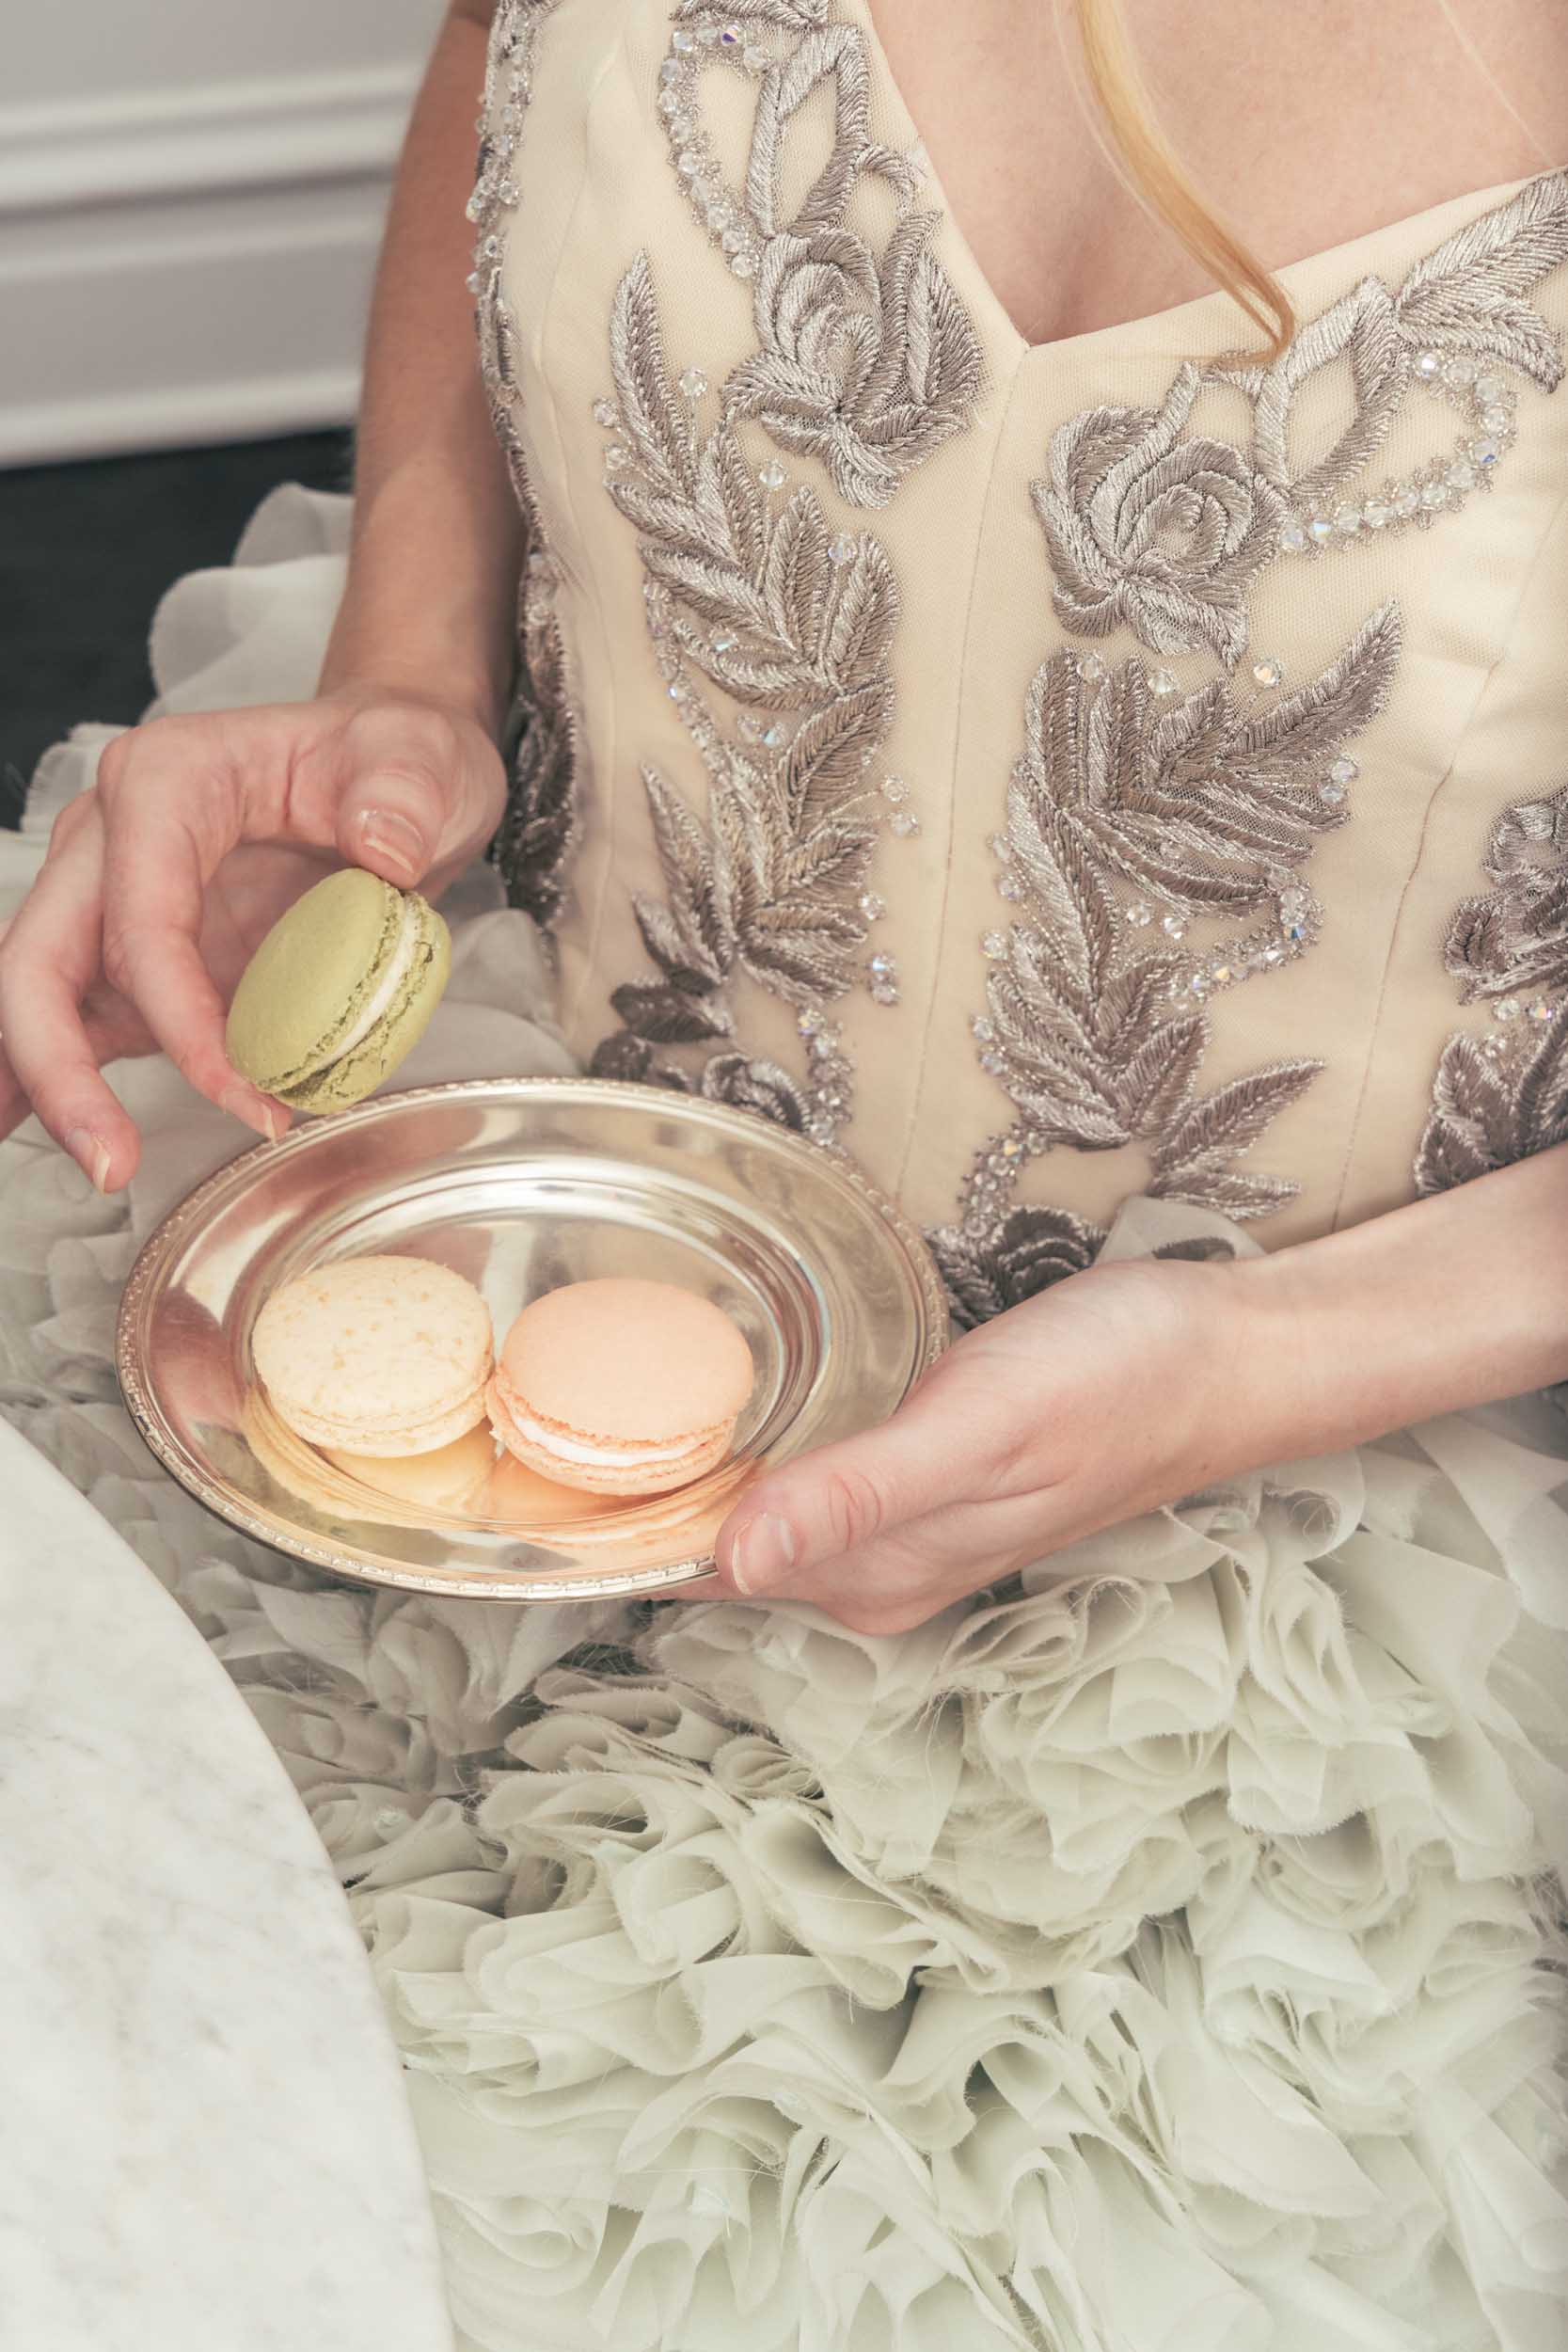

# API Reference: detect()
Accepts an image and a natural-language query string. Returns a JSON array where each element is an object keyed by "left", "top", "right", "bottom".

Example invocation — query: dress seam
[
  {"left": 1325, "top": 475, "right": 1568, "bottom": 1232},
  {"left": 891, "top": 363, "right": 1025, "bottom": 1203}
]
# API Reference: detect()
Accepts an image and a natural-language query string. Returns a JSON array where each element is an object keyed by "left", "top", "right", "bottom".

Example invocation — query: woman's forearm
[
  {"left": 319, "top": 3, "right": 520, "bottom": 736},
  {"left": 1242, "top": 1141, "right": 1568, "bottom": 1455}
]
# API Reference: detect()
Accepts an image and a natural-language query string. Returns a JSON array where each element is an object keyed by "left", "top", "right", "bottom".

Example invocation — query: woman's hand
[
  {"left": 0, "top": 684, "right": 507, "bottom": 1190},
  {"left": 710, "top": 1254, "right": 1299, "bottom": 1631}
]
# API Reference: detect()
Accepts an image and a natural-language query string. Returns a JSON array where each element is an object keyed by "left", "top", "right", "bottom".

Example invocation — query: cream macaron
[
  {"left": 251, "top": 1255, "right": 494, "bottom": 1457},
  {"left": 486, "top": 1278, "right": 754, "bottom": 1498}
]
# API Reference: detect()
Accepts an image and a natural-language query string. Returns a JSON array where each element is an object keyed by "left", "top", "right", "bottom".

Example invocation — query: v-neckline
[{"left": 847, "top": 0, "right": 1561, "bottom": 370}]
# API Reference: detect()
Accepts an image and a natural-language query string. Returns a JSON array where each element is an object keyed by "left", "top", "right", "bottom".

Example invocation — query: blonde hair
[
  {"left": 1071, "top": 0, "right": 1295, "bottom": 356},
  {"left": 1071, "top": 0, "right": 1557, "bottom": 360}
]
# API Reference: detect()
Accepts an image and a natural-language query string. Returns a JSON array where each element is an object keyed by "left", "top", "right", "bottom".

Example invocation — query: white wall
[{"left": 0, "top": 0, "right": 449, "bottom": 466}]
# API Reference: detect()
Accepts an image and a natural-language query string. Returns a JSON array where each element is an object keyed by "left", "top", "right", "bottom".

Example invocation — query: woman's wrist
[
  {"left": 315, "top": 639, "right": 514, "bottom": 741},
  {"left": 1229, "top": 1143, "right": 1568, "bottom": 1460}
]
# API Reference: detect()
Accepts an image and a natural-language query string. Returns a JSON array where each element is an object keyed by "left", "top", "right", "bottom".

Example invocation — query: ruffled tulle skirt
[{"left": 3, "top": 487, "right": 1566, "bottom": 2351}]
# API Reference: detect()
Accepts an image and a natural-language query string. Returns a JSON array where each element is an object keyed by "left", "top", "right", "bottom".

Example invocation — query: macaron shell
[
  {"left": 486, "top": 1372, "right": 735, "bottom": 1497},
  {"left": 227, "top": 869, "right": 403, "bottom": 1093},
  {"left": 252, "top": 1255, "right": 494, "bottom": 1456},
  {"left": 496, "top": 1279, "right": 754, "bottom": 1448},
  {"left": 280, "top": 897, "right": 451, "bottom": 1114}
]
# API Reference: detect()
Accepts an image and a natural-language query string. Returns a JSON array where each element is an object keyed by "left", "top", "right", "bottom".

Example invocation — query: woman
[{"left": 2, "top": 1, "right": 1565, "bottom": 2342}]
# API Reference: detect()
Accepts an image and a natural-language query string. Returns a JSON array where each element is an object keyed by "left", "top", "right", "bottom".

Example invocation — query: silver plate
[{"left": 116, "top": 1079, "right": 949, "bottom": 1601}]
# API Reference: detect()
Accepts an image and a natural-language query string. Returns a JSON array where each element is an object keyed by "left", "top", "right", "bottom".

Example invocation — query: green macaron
[{"left": 226, "top": 868, "right": 451, "bottom": 1114}]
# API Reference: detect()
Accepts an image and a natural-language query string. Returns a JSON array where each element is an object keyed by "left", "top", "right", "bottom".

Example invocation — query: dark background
[{"left": 1, "top": 429, "right": 352, "bottom": 828}]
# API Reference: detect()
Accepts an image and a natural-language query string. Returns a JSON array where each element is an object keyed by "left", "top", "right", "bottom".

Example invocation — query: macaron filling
[
  {"left": 489, "top": 1381, "right": 720, "bottom": 1471},
  {"left": 319, "top": 899, "right": 426, "bottom": 1066}
]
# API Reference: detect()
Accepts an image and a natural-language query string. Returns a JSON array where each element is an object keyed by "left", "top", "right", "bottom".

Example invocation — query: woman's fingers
[
  {"left": 330, "top": 700, "right": 507, "bottom": 887},
  {"left": 0, "top": 798, "right": 143, "bottom": 1182},
  {"left": 95, "top": 727, "right": 281, "bottom": 1136}
]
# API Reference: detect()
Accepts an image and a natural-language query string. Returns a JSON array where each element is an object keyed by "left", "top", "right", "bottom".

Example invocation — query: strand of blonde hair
[{"left": 1069, "top": 0, "right": 1296, "bottom": 357}]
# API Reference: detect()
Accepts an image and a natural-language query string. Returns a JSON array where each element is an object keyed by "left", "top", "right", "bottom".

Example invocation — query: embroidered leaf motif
[
  {"left": 1250, "top": 278, "right": 1406, "bottom": 508},
  {"left": 927, "top": 1206, "right": 1105, "bottom": 1332},
  {"left": 1396, "top": 169, "right": 1568, "bottom": 388},
  {"left": 1418, "top": 775, "right": 1568, "bottom": 1197},
  {"left": 610, "top": 982, "right": 735, "bottom": 1045}
]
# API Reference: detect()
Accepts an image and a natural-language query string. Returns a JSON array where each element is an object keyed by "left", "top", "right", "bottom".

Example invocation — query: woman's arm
[
  {"left": 1245, "top": 1138, "right": 1568, "bottom": 1453},
  {"left": 320, "top": 0, "right": 520, "bottom": 737},
  {"left": 0, "top": 1, "right": 520, "bottom": 1182},
  {"left": 710, "top": 1144, "right": 1568, "bottom": 1627}
]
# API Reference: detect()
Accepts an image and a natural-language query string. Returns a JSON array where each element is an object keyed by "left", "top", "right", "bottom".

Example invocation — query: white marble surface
[{"left": 0, "top": 1416, "right": 454, "bottom": 2352}]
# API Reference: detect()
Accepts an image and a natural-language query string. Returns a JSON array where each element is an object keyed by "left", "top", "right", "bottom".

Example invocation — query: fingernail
[
  {"left": 64, "top": 1127, "right": 112, "bottom": 1194},
  {"left": 222, "top": 1087, "right": 280, "bottom": 1140},
  {"left": 357, "top": 808, "right": 426, "bottom": 882},
  {"left": 727, "top": 1513, "right": 798, "bottom": 1597}
]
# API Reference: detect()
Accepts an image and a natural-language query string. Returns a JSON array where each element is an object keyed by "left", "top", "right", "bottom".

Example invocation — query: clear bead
[
  {"left": 1148, "top": 667, "right": 1178, "bottom": 696},
  {"left": 1278, "top": 518, "right": 1307, "bottom": 553},
  {"left": 712, "top": 629, "right": 738, "bottom": 654},
  {"left": 828, "top": 532, "right": 856, "bottom": 564},
  {"left": 1527, "top": 998, "right": 1556, "bottom": 1024},
  {"left": 721, "top": 24, "right": 743, "bottom": 45},
  {"left": 1161, "top": 913, "right": 1187, "bottom": 941},
  {"left": 659, "top": 58, "right": 681, "bottom": 85},
  {"left": 1444, "top": 357, "right": 1477, "bottom": 386},
  {"left": 1415, "top": 350, "right": 1443, "bottom": 379},
  {"left": 1493, "top": 995, "right": 1523, "bottom": 1023},
  {"left": 1307, "top": 516, "right": 1336, "bottom": 544},
  {"left": 1329, "top": 755, "right": 1358, "bottom": 786},
  {"left": 892, "top": 811, "right": 920, "bottom": 839},
  {"left": 1392, "top": 485, "right": 1421, "bottom": 517},
  {"left": 737, "top": 715, "right": 763, "bottom": 743},
  {"left": 677, "top": 149, "right": 702, "bottom": 177},
  {"left": 604, "top": 445, "right": 631, "bottom": 470},
  {"left": 498, "top": 181, "right": 519, "bottom": 207},
  {"left": 1419, "top": 480, "right": 1448, "bottom": 510},
  {"left": 1333, "top": 507, "right": 1361, "bottom": 535},
  {"left": 1318, "top": 780, "right": 1347, "bottom": 806},
  {"left": 757, "top": 459, "right": 786, "bottom": 491},
  {"left": 861, "top": 892, "right": 887, "bottom": 921},
  {"left": 1078, "top": 652, "right": 1106, "bottom": 681},
  {"left": 1480, "top": 405, "right": 1511, "bottom": 434},
  {"left": 761, "top": 723, "right": 788, "bottom": 750},
  {"left": 1472, "top": 436, "right": 1503, "bottom": 468},
  {"left": 971, "top": 1016, "right": 995, "bottom": 1041},
  {"left": 465, "top": 192, "right": 487, "bottom": 223},
  {"left": 1475, "top": 371, "right": 1507, "bottom": 404},
  {"left": 465, "top": 271, "right": 485, "bottom": 295},
  {"left": 667, "top": 678, "right": 689, "bottom": 702},
  {"left": 678, "top": 367, "right": 708, "bottom": 398},
  {"left": 1251, "top": 658, "right": 1284, "bottom": 688},
  {"left": 798, "top": 1009, "right": 822, "bottom": 1037},
  {"left": 982, "top": 930, "right": 1006, "bottom": 957},
  {"left": 996, "top": 869, "right": 1020, "bottom": 894},
  {"left": 672, "top": 29, "right": 696, "bottom": 52},
  {"left": 1208, "top": 960, "right": 1234, "bottom": 985},
  {"left": 1362, "top": 498, "right": 1391, "bottom": 529},
  {"left": 742, "top": 44, "right": 768, "bottom": 70},
  {"left": 592, "top": 398, "right": 618, "bottom": 427},
  {"left": 979, "top": 1051, "right": 1005, "bottom": 1076},
  {"left": 732, "top": 252, "right": 757, "bottom": 278},
  {"left": 1125, "top": 900, "right": 1153, "bottom": 928}
]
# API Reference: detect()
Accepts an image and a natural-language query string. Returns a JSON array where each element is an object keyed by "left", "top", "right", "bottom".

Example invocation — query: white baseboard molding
[{"left": 0, "top": 66, "right": 422, "bottom": 468}]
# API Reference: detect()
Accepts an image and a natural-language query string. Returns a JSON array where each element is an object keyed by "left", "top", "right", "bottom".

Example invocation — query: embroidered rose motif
[
  {"left": 1036, "top": 367, "right": 1287, "bottom": 667},
  {"left": 724, "top": 219, "right": 983, "bottom": 510},
  {"left": 928, "top": 1206, "right": 1103, "bottom": 1330}
]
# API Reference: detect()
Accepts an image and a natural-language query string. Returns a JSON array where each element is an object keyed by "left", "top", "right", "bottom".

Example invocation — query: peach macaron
[{"left": 486, "top": 1278, "right": 753, "bottom": 1497}]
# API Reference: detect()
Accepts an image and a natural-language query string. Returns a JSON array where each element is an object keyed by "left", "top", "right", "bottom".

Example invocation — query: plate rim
[{"left": 114, "top": 1076, "right": 951, "bottom": 1601}]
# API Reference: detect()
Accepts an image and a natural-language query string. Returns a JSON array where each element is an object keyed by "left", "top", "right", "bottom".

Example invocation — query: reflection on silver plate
[{"left": 116, "top": 1079, "right": 950, "bottom": 1602}]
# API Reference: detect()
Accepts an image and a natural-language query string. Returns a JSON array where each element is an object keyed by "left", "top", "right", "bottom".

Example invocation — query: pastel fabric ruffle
[{"left": 3, "top": 488, "right": 1565, "bottom": 2351}]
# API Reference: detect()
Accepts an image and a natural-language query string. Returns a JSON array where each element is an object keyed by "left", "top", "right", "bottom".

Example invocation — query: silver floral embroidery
[
  {"left": 1220, "top": 169, "right": 1568, "bottom": 559},
  {"left": 589, "top": 5, "right": 983, "bottom": 1132},
  {"left": 942, "top": 173, "right": 1568, "bottom": 1323},
  {"left": 1038, "top": 367, "right": 1288, "bottom": 667},
  {"left": 1416, "top": 782, "right": 1568, "bottom": 1195},
  {"left": 932, "top": 626, "right": 1401, "bottom": 1325},
  {"left": 658, "top": 1, "right": 984, "bottom": 507},
  {"left": 470, "top": 0, "right": 581, "bottom": 928}
]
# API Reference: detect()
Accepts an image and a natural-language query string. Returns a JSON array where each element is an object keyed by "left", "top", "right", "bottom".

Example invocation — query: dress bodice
[{"left": 472, "top": 0, "right": 1568, "bottom": 1320}]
